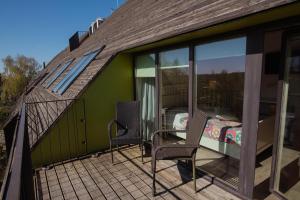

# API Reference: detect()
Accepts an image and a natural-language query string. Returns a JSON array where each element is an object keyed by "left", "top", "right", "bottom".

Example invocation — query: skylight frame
[
  {"left": 44, "top": 59, "right": 74, "bottom": 89},
  {"left": 41, "top": 63, "right": 61, "bottom": 86},
  {"left": 53, "top": 47, "right": 104, "bottom": 95}
]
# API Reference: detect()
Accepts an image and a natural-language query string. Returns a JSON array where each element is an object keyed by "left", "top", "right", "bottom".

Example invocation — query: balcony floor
[{"left": 34, "top": 145, "right": 240, "bottom": 200}]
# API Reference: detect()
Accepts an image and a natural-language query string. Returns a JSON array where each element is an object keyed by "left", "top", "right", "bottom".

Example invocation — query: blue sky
[{"left": 0, "top": 0, "right": 125, "bottom": 71}]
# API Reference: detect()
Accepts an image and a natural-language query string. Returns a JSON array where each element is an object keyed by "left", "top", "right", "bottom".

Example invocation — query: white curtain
[{"left": 138, "top": 78, "right": 155, "bottom": 140}]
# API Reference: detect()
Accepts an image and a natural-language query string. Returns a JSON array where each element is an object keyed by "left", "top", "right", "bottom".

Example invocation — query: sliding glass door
[
  {"left": 134, "top": 39, "right": 247, "bottom": 189},
  {"left": 135, "top": 54, "right": 156, "bottom": 141},
  {"left": 158, "top": 48, "right": 189, "bottom": 138},
  {"left": 273, "top": 34, "right": 300, "bottom": 199},
  {"left": 133, "top": 28, "right": 299, "bottom": 198}
]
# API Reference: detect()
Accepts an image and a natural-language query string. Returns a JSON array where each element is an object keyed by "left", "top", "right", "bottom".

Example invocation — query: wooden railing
[
  {"left": 26, "top": 98, "right": 75, "bottom": 147},
  {"left": 26, "top": 98, "right": 88, "bottom": 167},
  {"left": 0, "top": 104, "right": 35, "bottom": 200}
]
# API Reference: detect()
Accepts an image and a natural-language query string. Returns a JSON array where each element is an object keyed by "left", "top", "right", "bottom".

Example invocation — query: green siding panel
[
  {"left": 31, "top": 54, "right": 133, "bottom": 168},
  {"left": 82, "top": 54, "right": 134, "bottom": 153}
]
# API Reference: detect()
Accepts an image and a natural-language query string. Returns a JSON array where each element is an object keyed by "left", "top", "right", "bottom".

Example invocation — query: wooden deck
[{"left": 34, "top": 145, "right": 240, "bottom": 200}]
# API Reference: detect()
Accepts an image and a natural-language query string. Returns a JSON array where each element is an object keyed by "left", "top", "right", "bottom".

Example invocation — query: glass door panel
[
  {"left": 274, "top": 35, "right": 300, "bottom": 199},
  {"left": 135, "top": 54, "right": 156, "bottom": 141},
  {"left": 195, "top": 37, "right": 246, "bottom": 188},
  {"left": 159, "top": 48, "right": 189, "bottom": 139}
]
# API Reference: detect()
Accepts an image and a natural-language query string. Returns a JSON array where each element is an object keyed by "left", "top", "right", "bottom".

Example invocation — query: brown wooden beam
[
  {"left": 239, "top": 30, "right": 264, "bottom": 198},
  {"left": 189, "top": 44, "right": 195, "bottom": 121}
]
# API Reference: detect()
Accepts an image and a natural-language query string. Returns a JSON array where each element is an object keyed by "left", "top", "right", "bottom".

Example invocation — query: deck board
[{"left": 35, "top": 146, "right": 241, "bottom": 200}]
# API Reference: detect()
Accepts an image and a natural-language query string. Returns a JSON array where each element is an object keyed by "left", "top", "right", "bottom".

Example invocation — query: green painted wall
[
  {"left": 31, "top": 54, "right": 134, "bottom": 168},
  {"left": 81, "top": 54, "right": 134, "bottom": 153}
]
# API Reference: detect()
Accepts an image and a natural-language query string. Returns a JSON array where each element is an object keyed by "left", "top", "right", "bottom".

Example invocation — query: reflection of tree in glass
[
  {"left": 173, "top": 58, "right": 180, "bottom": 66},
  {"left": 197, "top": 69, "right": 244, "bottom": 120},
  {"left": 161, "top": 68, "right": 189, "bottom": 108},
  {"left": 161, "top": 55, "right": 186, "bottom": 67},
  {"left": 136, "top": 54, "right": 155, "bottom": 69}
]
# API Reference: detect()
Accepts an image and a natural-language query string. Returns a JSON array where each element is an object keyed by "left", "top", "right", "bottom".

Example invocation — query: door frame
[{"left": 269, "top": 27, "right": 300, "bottom": 200}]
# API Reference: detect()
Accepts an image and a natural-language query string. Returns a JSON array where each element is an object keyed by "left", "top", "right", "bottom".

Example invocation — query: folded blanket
[
  {"left": 204, "top": 119, "right": 242, "bottom": 145},
  {"left": 173, "top": 112, "right": 242, "bottom": 145}
]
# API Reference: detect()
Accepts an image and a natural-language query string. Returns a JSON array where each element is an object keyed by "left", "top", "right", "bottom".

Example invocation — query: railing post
[
  {"left": 22, "top": 103, "right": 35, "bottom": 199},
  {"left": 0, "top": 104, "right": 35, "bottom": 200}
]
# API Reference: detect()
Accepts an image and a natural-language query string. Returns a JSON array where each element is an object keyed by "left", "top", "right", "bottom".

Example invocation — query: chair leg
[
  {"left": 152, "top": 159, "right": 156, "bottom": 196},
  {"left": 192, "top": 155, "right": 196, "bottom": 193},
  {"left": 110, "top": 144, "right": 114, "bottom": 164},
  {"left": 141, "top": 142, "right": 144, "bottom": 163}
]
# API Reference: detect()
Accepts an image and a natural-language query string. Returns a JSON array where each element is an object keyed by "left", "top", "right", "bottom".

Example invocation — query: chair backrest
[
  {"left": 116, "top": 101, "right": 140, "bottom": 134},
  {"left": 186, "top": 109, "right": 209, "bottom": 145}
]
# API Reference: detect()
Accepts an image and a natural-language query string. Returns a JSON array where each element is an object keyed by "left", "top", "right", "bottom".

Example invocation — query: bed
[{"left": 171, "top": 112, "right": 275, "bottom": 159}]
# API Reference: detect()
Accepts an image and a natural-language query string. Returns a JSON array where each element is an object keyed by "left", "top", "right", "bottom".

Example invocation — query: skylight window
[
  {"left": 52, "top": 48, "right": 103, "bottom": 95},
  {"left": 44, "top": 60, "right": 73, "bottom": 89},
  {"left": 41, "top": 64, "right": 61, "bottom": 86}
]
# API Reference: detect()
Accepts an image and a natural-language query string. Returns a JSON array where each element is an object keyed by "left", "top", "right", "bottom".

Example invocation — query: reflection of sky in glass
[
  {"left": 196, "top": 37, "right": 246, "bottom": 60},
  {"left": 196, "top": 37, "right": 246, "bottom": 74},
  {"left": 160, "top": 48, "right": 189, "bottom": 67}
]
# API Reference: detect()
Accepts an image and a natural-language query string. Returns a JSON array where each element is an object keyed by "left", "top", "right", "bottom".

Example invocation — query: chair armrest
[
  {"left": 153, "top": 143, "right": 199, "bottom": 158},
  {"left": 151, "top": 129, "right": 187, "bottom": 146},
  {"left": 107, "top": 119, "right": 127, "bottom": 140},
  {"left": 107, "top": 119, "right": 117, "bottom": 141}
]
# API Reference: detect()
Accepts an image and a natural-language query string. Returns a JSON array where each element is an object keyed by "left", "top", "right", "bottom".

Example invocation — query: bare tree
[{"left": 1, "top": 55, "right": 41, "bottom": 103}]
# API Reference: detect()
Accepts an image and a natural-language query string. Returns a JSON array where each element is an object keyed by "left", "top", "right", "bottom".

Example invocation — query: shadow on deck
[{"left": 34, "top": 145, "right": 240, "bottom": 200}]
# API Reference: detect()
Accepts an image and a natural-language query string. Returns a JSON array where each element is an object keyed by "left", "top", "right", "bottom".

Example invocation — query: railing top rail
[
  {"left": 0, "top": 104, "right": 26, "bottom": 200},
  {"left": 25, "top": 98, "right": 77, "bottom": 104}
]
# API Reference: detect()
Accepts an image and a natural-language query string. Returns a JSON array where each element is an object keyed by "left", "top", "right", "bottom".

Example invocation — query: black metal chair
[
  {"left": 108, "top": 101, "right": 143, "bottom": 163},
  {"left": 151, "top": 109, "right": 208, "bottom": 196}
]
